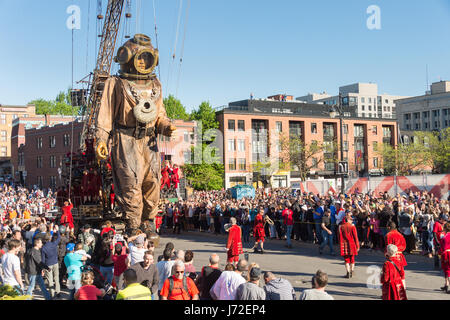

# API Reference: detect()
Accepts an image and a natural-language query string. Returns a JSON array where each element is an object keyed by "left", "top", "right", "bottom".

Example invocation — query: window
[
  {"left": 387, "top": 106, "right": 391, "bottom": 112},
  {"left": 0, "top": 146, "right": 6, "bottom": 157},
  {"left": 311, "top": 123, "right": 317, "bottom": 134},
  {"left": 368, "top": 105, "right": 372, "bottom": 111},
  {"left": 368, "top": 98, "right": 372, "bottom": 103},
  {"left": 228, "top": 158, "right": 236, "bottom": 171},
  {"left": 184, "top": 132, "right": 189, "bottom": 142},
  {"left": 183, "top": 151, "right": 191, "bottom": 164},
  {"left": 343, "top": 124, "right": 348, "bottom": 135},
  {"left": 0, "top": 114, "right": 5, "bottom": 125},
  {"left": 383, "top": 106, "right": 387, "bottom": 112},
  {"left": 228, "top": 120, "right": 236, "bottom": 131},
  {"left": 63, "top": 134, "right": 71, "bottom": 147},
  {"left": 372, "top": 126, "right": 377, "bottom": 135},
  {"left": 238, "top": 120, "right": 245, "bottom": 132},
  {"left": 50, "top": 176, "right": 57, "bottom": 188},
  {"left": 361, "top": 97, "right": 365, "bottom": 103},
  {"left": 373, "top": 141, "right": 378, "bottom": 151},
  {"left": 50, "top": 155, "right": 56, "bottom": 168},
  {"left": 385, "top": 99, "right": 388, "bottom": 103},
  {"left": 312, "top": 157, "right": 318, "bottom": 168},
  {"left": 354, "top": 125, "right": 364, "bottom": 137},
  {"left": 237, "top": 139, "right": 245, "bottom": 152},
  {"left": 37, "top": 176, "right": 43, "bottom": 188},
  {"left": 373, "top": 157, "right": 379, "bottom": 168},
  {"left": 361, "top": 105, "right": 365, "bottom": 111},
  {"left": 0, "top": 131, "right": 6, "bottom": 142},
  {"left": 49, "top": 136, "right": 56, "bottom": 148},
  {"left": 276, "top": 121, "right": 282, "bottom": 133},
  {"left": 37, "top": 137, "right": 43, "bottom": 149},
  {"left": 228, "top": 139, "right": 236, "bottom": 152},
  {"left": 37, "top": 156, "right": 43, "bottom": 168},
  {"left": 343, "top": 141, "right": 349, "bottom": 151},
  {"left": 238, "top": 158, "right": 246, "bottom": 171}
]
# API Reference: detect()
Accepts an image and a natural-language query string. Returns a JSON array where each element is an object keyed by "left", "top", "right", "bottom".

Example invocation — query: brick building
[
  {"left": 15, "top": 118, "right": 196, "bottom": 189},
  {"left": 217, "top": 97, "right": 398, "bottom": 189}
]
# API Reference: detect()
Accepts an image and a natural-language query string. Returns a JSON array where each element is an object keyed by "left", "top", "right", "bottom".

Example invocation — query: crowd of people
[{"left": 0, "top": 181, "right": 449, "bottom": 300}]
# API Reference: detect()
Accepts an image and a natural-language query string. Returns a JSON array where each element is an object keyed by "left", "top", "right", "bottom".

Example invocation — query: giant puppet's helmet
[{"left": 114, "top": 34, "right": 159, "bottom": 80}]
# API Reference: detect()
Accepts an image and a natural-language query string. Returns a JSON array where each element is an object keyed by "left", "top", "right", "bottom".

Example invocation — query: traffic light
[{"left": 338, "top": 161, "right": 348, "bottom": 174}]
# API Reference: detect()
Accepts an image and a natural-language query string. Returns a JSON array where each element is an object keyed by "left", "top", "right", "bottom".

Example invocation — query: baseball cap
[
  {"left": 250, "top": 267, "right": 261, "bottom": 280},
  {"left": 135, "top": 235, "right": 145, "bottom": 246},
  {"left": 440, "top": 214, "right": 449, "bottom": 221},
  {"left": 66, "top": 243, "right": 75, "bottom": 252}
]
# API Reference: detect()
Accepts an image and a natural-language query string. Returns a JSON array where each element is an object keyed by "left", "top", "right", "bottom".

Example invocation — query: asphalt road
[{"left": 31, "top": 229, "right": 448, "bottom": 300}]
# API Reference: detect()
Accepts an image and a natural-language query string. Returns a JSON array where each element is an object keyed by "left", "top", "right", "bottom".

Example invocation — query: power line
[{"left": 176, "top": 0, "right": 190, "bottom": 98}]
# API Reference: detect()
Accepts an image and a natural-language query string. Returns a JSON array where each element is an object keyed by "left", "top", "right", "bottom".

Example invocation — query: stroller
[{"left": 81, "top": 264, "right": 117, "bottom": 300}]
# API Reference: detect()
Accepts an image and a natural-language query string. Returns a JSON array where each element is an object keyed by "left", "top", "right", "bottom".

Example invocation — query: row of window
[
  {"left": 36, "top": 176, "right": 57, "bottom": 188},
  {"left": 404, "top": 109, "right": 450, "bottom": 121},
  {"left": 36, "top": 155, "right": 59, "bottom": 168},
  {"left": 36, "top": 134, "right": 75, "bottom": 149},
  {"left": 228, "top": 158, "right": 247, "bottom": 171}
]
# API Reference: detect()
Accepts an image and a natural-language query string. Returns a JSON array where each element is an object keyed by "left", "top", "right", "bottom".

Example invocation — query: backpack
[{"left": 168, "top": 276, "right": 191, "bottom": 299}]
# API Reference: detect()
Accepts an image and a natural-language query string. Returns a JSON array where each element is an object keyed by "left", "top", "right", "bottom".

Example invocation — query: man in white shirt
[
  {"left": 335, "top": 202, "right": 347, "bottom": 225},
  {"left": 126, "top": 234, "right": 147, "bottom": 266},
  {"left": 210, "top": 259, "right": 248, "bottom": 300},
  {"left": 300, "top": 270, "right": 334, "bottom": 300},
  {"left": 1, "top": 239, "right": 24, "bottom": 293},
  {"left": 156, "top": 248, "right": 175, "bottom": 296}
]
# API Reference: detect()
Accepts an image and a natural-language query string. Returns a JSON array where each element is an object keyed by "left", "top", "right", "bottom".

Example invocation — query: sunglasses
[{"left": 175, "top": 271, "right": 184, "bottom": 274}]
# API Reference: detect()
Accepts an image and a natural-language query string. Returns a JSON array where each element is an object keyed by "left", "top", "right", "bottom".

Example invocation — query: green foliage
[
  {"left": 163, "top": 95, "right": 190, "bottom": 120},
  {"left": 29, "top": 89, "right": 79, "bottom": 116},
  {"left": 190, "top": 101, "right": 219, "bottom": 131},
  {"left": 182, "top": 162, "right": 224, "bottom": 191}
]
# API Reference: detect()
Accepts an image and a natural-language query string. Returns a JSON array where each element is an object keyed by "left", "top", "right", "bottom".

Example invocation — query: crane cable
[
  {"left": 152, "top": 0, "right": 161, "bottom": 80},
  {"left": 166, "top": 0, "right": 183, "bottom": 95},
  {"left": 175, "top": 0, "right": 190, "bottom": 98},
  {"left": 68, "top": 12, "right": 76, "bottom": 201}
]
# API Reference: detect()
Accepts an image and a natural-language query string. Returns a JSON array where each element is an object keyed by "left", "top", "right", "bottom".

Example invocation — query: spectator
[
  {"left": 263, "top": 271, "right": 296, "bottom": 300},
  {"left": 235, "top": 265, "right": 266, "bottom": 300},
  {"left": 210, "top": 259, "right": 248, "bottom": 300},
  {"left": 41, "top": 225, "right": 61, "bottom": 298},
  {"left": 299, "top": 270, "right": 334, "bottom": 300},
  {"left": 74, "top": 271, "right": 106, "bottom": 300},
  {"left": 24, "top": 238, "right": 51, "bottom": 300},
  {"left": 130, "top": 251, "right": 159, "bottom": 299},
  {"left": 156, "top": 247, "right": 175, "bottom": 296},
  {"left": 77, "top": 224, "right": 96, "bottom": 256},
  {"left": 160, "top": 260, "right": 199, "bottom": 300},
  {"left": 319, "top": 209, "right": 335, "bottom": 255},
  {"left": 184, "top": 250, "right": 197, "bottom": 280},
  {"left": 116, "top": 269, "right": 152, "bottom": 300},
  {"left": 64, "top": 243, "right": 87, "bottom": 300},
  {"left": 127, "top": 233, "right": 147, "bottom": 266},
  {"left": 112, "top": 243, "right": 128, "bottom": 290},
  {"left": 195, "top": 253, "right": 222, "bottom": 300}
]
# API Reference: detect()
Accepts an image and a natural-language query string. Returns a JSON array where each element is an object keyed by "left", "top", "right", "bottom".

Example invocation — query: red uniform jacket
[
  {"left": 339, "top": 222, "right": 359, "bottom": 256},
  {"left": 253, "top": 213, "right": 265, "bottom": 241},
  {"left": 161, "top": 166, "right": 171, "bottom": 185},
  {"left": 385, "top": 230, "right": 407, "bottom": 268},
  {"left": 381, "top": 258, "right": 407, "bottom": 300},
  {"left": 227, "top": 224, "right": 243, "bottom": 256},
  {"left": 171, "top": 167, "right": 180, "bottom": 186},
  {"left": 60, "top": 204, "right": 74, "bottom": 229}
]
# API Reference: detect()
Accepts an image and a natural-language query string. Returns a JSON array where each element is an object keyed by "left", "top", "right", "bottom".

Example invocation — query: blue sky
[{"left": 0, "top": 0, "right": 449, "bottom": 113}]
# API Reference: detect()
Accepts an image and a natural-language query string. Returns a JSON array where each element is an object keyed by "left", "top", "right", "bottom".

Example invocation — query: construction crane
[{"left": 81, "top": 0, "right": 125, "bottom": 149}]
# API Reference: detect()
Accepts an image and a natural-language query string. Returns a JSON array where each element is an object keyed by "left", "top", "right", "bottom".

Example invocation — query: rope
[
  {"left": 86, "top": 0, "right": 91, "bottom": 74},
  {"left": 166, "top": 0, "right": 183, "bottom": 95},
  {"left": 68, "top": 18, "right": 76, "bottom": 200}
]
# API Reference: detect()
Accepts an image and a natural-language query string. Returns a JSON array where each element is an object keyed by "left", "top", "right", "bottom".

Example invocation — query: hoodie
[{"left": 264, "top": 278, "right": 296, "bottom": 300}]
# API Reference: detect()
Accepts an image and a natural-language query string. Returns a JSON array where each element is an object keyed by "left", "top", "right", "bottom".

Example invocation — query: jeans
[
  {"left": 26, "top": 274, "right": 52, "bottom": 300},
  {"left": 100, "top": 266, "right": 114, "bottom": 285},
  {"left": 270, "top": 224, "right": 277, "bottom": 238},
  {"left": 44, "top": 263, "right": 60, "bottom": 296},
  {"left": 242, "top": 224, "right": 250, "bottom": 243},
  {"left": 421, "top": 230, "right": 434, "bottom": 254},
  {"left": 319, "top": 230, "right": 334, "bottom": 254},
  {"left": 314, "top": 221, "right": 323, "bottom": 244},
  {"left": 286, "top": 225, "right": 293, "bottom": 246}
]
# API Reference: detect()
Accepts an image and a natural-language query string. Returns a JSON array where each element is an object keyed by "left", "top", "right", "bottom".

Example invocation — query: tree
[
  {"left": 163, "top": 95, "right": 190, "bottom": 120},
  {"left": 378, "top": 139, "right": 432, "bottom": 176},
  {"left": 190, "top": 101, "right": 219, "bottom": 131},
  {"left": 411, "top": 128, "right": 450, "bottom": 174},
  {"left": 279, "top": 133, "right": 325, "bottom": 181},
  {"left": 29, "top": 89, "right": 79, "bottom": 116}
]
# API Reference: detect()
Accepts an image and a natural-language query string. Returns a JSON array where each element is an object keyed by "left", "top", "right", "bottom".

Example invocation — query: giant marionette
[{"left": 95, "top": 34, "right": 176, "bottom": 232}]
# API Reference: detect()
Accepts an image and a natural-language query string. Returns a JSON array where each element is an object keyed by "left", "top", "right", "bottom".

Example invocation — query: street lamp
[{"left": 329, "top": 93, "right": 346, "bottom": 195}]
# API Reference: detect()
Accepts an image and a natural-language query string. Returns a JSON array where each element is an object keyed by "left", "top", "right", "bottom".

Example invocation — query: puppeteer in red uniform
[
  {"left": 381, "top": 244, "right": 407, "bottom": 300},
  {"left": 253, "top": 209, "right": 266, "bottom": 253},
  {"left": 226, "top": 217, "right": 243, "bottom": 265},
  {"left": 171, "top": 164, "right": 180, "bottom": 189},
  {"left": 160, "top": 161, "right": 172, "bottom": 191},
  {"left": 339, "top": 215, "right": 359, "bottom": 278},
  {"left": 385, "top": 222, "right": 407, "bottom": 283},
  {"left": 60, "top": 199, "right": 74, "bottom": 230}
]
